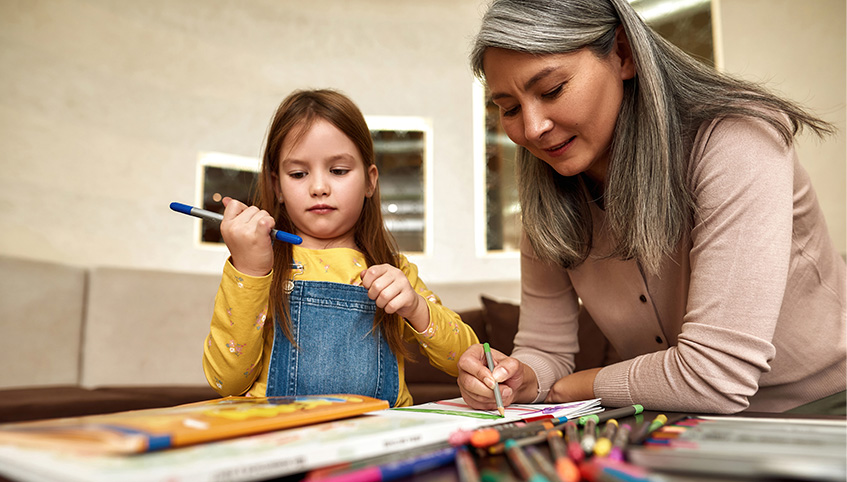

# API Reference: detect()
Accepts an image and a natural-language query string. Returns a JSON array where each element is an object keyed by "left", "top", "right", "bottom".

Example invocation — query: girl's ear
[
  {"left": 365, "top": 164, "right": 379, "bottom": 198},
  {"left": 614, "top": 25, "right": 636, "bottom": 80},
  {"left": 271, "top": 172, "right": 284, "bottom": 204}
]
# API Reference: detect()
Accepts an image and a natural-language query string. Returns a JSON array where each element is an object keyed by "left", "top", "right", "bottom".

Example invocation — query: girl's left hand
[{"left": 360, "top": 264, "right": 428, "bottom": 330}]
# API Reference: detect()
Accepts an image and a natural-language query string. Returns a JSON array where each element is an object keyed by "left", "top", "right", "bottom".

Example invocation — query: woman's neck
[{"left": 582, "top": 173, "right": 605, "bottom": 209}]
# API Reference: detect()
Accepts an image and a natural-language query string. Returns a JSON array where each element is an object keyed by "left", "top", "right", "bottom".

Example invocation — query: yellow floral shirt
[{"left": 202, "top": 246, "right": 479, "bottom": 407}]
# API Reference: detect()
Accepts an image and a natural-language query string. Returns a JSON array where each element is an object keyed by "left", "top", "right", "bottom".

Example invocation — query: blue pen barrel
[{"left": 169, "top": 201, "right": 302, "bottom": 245}]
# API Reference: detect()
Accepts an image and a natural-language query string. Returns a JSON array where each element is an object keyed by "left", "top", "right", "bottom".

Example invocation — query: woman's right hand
[
  {"left": 456, "top": 343, "right": 535, "bottom": 410},
  {"left": 220, "top": 197, "right": 276, "bottom": 277}
]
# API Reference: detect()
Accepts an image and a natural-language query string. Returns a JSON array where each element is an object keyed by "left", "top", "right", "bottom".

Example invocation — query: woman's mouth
[{"left": 544, "top": 136, "right": 575, "bottom": 156}]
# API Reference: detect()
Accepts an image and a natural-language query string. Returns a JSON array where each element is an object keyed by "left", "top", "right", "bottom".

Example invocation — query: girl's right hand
[
  {"left": 220, "top": 197, "right": 276, "bottom": 277},
  {"left": 456, "top": 343, "right": 532, "bottom": 410}
]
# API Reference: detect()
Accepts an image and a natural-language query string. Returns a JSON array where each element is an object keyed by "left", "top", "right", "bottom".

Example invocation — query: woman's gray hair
[{"left": 472, "top": 0, "right": 834, "bottom": 274}]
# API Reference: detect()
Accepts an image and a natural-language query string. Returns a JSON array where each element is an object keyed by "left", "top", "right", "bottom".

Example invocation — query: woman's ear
[
  {"left": 365, "top": 164, "right": 379, "bottom": 198},
  {"left": 614, "top": 25, "right": 636, "bottom": 80}
]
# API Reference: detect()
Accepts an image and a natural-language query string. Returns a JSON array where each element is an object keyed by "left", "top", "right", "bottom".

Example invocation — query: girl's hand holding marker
[{"left": 219, "top": 197, "right": 279, "bottom": 277}]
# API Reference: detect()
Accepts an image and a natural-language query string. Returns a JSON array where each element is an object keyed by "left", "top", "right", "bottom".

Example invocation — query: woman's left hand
[
  {"left": 360, "top": 264, "right": 428, "bottom": 330},
  {"left": 544, "top": 367, "right": 602, "bottom": 403}
]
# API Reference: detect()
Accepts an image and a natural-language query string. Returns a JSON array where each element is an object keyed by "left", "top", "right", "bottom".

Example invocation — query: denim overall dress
[{"left": 265, "top": 280, "right": 400, "bottom": 406}]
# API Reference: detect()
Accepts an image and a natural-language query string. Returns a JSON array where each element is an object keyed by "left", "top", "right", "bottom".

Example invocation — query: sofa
[{"left": 0, "top": 255, "right": 617, "bottom": 424}]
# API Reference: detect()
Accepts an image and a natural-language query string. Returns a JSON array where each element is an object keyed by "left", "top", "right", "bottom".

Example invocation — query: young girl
[{"left": 202, "top": 89, "right": 478, "bottom": 407}]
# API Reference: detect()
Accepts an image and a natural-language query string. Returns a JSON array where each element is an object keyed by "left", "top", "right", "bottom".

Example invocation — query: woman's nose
[{"left": 523, "top": 107, "right": 553, "bottom": 142}]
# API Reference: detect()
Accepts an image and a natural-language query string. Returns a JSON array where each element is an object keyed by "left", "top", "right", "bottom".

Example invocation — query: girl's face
[
  {"left": 276, "top": 118, "right": 377, "bottom": 250},
  {"left": 482, "top": 37, "right": 634, "bottom": 185}
]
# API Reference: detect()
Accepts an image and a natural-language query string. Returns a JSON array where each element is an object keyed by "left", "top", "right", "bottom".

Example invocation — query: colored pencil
[{"left": 483, "top": 343, "right": 505, "bottom": 417}]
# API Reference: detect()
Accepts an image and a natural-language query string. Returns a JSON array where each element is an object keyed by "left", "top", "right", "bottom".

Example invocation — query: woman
[{"left": 457, "top": 0, "right": 845, "bottom": 414}]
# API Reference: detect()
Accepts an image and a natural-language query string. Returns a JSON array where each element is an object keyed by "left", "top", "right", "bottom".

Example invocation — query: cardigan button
[
  {"left": 639, "top": 294, "right": 647, "bottom": 303},
  {"left": 655, "top": 336, "right": 663, "bottom": 344}
]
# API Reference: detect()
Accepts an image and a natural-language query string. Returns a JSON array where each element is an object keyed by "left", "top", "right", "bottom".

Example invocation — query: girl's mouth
[{"left": 308, "top": 205, "right": 334, "bottom": 213}]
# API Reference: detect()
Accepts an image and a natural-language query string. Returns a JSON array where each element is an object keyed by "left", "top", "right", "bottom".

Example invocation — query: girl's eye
[
  {"left": 542, "top": 83, "right": 564, "bottom": 99},
  {"left": 330, "top": 169, "right": 350, "bottom": 176},
  {"left": 289, "top": 172, "right": 306, "bottom": 179}
]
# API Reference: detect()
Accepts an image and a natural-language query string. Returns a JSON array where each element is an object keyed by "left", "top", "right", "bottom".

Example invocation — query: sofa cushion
[
  {"left": 403, "top": 308, "right": 485, "bottom": 385},
  {"left": 482, "top": 295, "right": 620, "bottom": 371},
  {"left": 0, "top": 385, "right": 219, "bottom": 423},
  {"left": 480, "top": 295, "right": 520, "bottom": 354},
  {"left": 0, "top": 256, "right": 86, "bottom": 389},
  {"left": 81, "top": 267, "right": 221, "bottom": 387}
]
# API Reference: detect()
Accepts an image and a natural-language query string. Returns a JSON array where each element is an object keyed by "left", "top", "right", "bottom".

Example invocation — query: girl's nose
[{"left": 310, "top": 174, "right": 329, "bottom": 197}]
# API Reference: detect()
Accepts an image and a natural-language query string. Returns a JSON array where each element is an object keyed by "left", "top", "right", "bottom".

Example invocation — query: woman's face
[{"left": 483, "top": 38, "right": 634, "bottom": 184}]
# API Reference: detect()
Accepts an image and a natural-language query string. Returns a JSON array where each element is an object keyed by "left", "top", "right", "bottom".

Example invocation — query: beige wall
[
  {"left": 714, "top": 0, "right": 846, "bottom": 255},
  {"left": 1, "top": 1, "right": 843, "bottom": 286},
  {"left": 0, "top": 0, "right": 521, "bottom": 284}
]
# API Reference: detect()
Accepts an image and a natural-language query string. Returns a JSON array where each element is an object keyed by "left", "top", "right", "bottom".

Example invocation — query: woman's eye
[
  {"left": 501, "top": 106, "right": 520, "bottom": 118},
  {"left": 542, "top": 84, "right": 564, "bottom": 99}
]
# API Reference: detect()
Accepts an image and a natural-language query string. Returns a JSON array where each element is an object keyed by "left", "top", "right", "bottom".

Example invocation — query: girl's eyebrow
[
  {"left": 281, "top": 153, "right": 357, "bottom": 167},
  {"left": 280, "top": 157, "right": 307, "bottom": 168},
  {"left": 325, "top": 153, "right": 357, "bottom": 163}
]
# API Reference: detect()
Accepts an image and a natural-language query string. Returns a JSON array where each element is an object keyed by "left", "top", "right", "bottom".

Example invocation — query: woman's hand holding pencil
[{"left": 456, "top": 343, "right": 537, "bottom": 412}]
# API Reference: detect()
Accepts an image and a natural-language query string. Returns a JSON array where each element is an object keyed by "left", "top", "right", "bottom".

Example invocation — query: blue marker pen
[{"left": 169, "top": 202, "right": 302, "bottom": 245}]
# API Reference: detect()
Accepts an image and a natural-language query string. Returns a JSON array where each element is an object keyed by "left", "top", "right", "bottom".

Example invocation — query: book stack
[{"left": 0, "top": 395, "right": 602, "bottom": 482}]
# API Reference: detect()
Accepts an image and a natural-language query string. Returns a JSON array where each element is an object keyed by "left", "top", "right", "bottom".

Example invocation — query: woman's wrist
[{"left": 516, "top": 362, "right": 541, "bottom": 403}]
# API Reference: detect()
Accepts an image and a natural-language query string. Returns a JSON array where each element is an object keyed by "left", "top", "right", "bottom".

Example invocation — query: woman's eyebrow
[{"left": 490, "top": 66, "right": 560, "bottom": 101}]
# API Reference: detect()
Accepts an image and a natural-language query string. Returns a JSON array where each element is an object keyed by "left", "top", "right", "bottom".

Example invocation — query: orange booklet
[{"left": 0, "top": 394, "right": 389, "bottom": 455}]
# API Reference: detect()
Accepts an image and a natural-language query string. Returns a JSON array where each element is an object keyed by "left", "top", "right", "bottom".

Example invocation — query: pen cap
[{"left": 169, "top": 202, "right": 193, "bottom": 215}]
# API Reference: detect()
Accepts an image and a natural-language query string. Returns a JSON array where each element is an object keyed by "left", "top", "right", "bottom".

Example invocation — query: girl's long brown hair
[{"left": 252, "top": 89, "right": 411, "bottom": 359}]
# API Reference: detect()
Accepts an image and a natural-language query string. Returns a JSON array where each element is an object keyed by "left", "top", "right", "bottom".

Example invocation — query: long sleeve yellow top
[{"left": 202, "top": 246, "right": 479, "bottom": 406}]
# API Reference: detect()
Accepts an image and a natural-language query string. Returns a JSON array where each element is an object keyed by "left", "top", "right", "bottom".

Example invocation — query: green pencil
[{"left": 482, "top": 343, "right": 505, "bottom": 417}]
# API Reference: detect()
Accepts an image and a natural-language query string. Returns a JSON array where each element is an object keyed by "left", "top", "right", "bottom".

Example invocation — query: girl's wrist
[{"left": 405, "top": 294, "right": 430, "bottom": 332}]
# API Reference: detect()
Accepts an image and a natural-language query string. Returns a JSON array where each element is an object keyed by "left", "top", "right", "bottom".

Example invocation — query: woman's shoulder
[
  {"left": 690, "top": 111, "right": 794, "bottom": 172},
  {"left": 687, "top": 111, "right": 796, "bottom": 207},
  {"left": 692, "top": 107, "right": 792, "bottom": 152}
]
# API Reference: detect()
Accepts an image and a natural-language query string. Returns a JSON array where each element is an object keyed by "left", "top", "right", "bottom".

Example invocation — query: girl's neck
[{"left": 295, "top": 234, "right": 359, "bottom": 251}]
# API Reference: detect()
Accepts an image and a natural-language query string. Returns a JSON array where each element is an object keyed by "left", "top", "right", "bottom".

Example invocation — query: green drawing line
[{"left": 390, "top": 408, "right": 502, "bottom": 419}]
